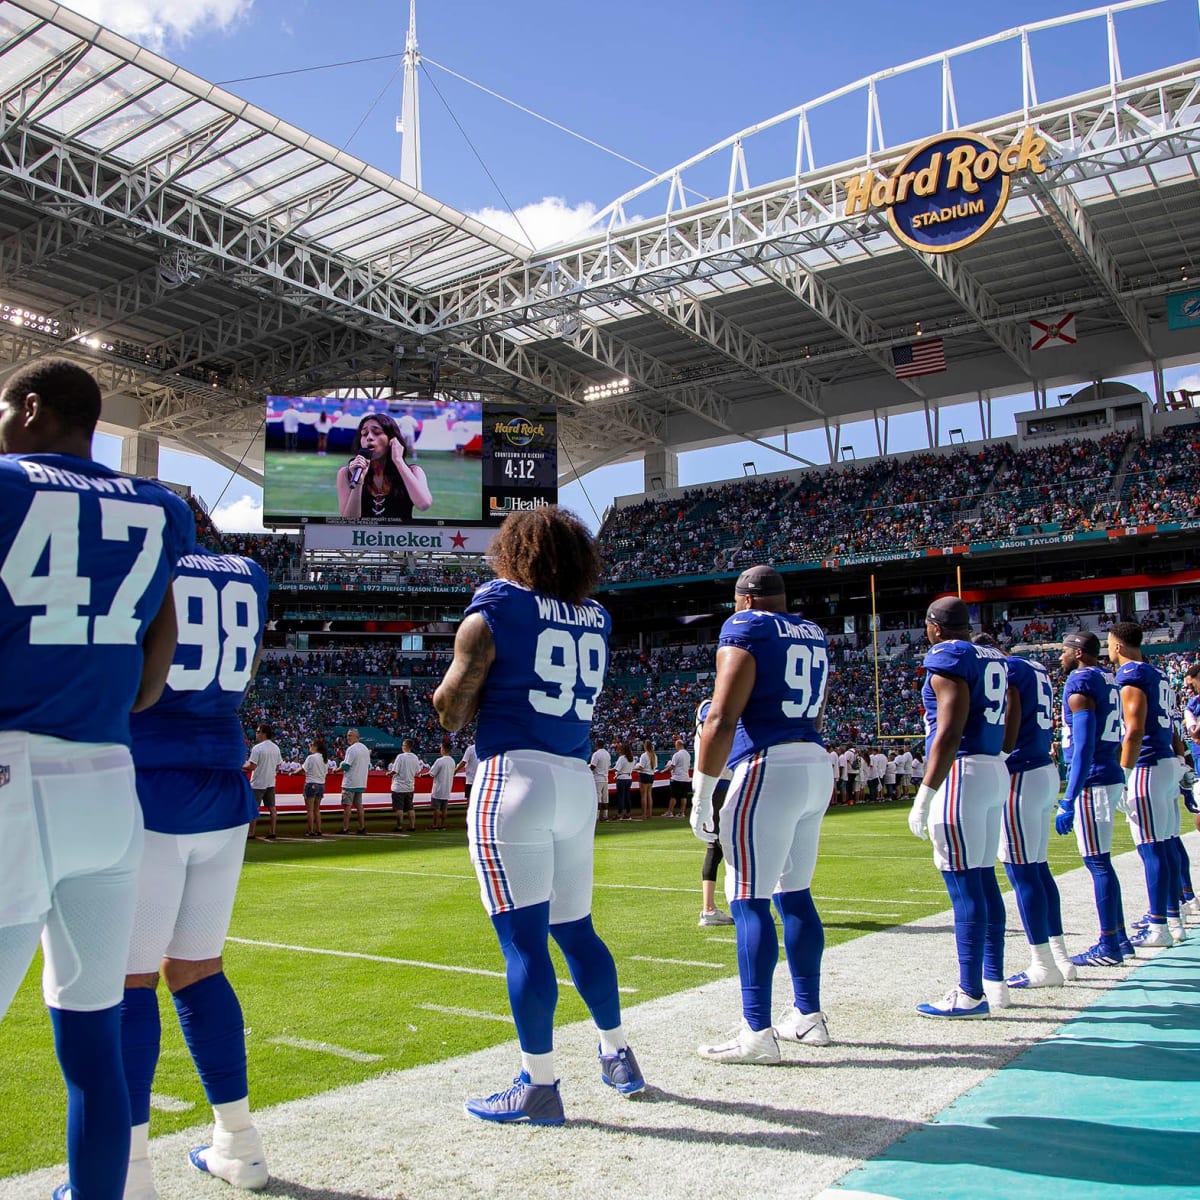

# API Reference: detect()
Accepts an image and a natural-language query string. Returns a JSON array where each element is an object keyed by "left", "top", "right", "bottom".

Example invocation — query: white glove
[
  {"left": 690, "top": 771, "right": 720, "bottom": 844},
  {"left": 908, "top": 784, "right": 936, "bottom": 840}
]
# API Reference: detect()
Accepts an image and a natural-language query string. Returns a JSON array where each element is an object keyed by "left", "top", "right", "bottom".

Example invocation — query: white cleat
[
  {"left": 698, "top": 1020, "right": 781, "bottom": 1064},
  {"left": 775, "top": 1006, "right": 831, "bottom": 1045},
  {"left": 189, "top": 1126, "right": 269, "bottom": 1191},
  {"left": 983, "top": 978, "right": 1011, "bottom": 1009},
  {"left": 1129, "top": 923, "right": 1173, "bottom": 952},
  {"left": 1006, "top": 963, "right": 1065, "bottom": 990},
  {"left": 1181, "top": 897, "right": 1200, "bottom": 923},
  {"left": 123, "top": 1157, "right": 158, "bottom": 1200},
  {"left": 1169, "top": 919, "right": 1188, "bottom": 944},
  {"left": 697, "top": 908, "right": 734, "bottom": 927},
  {"left": 916, "top": 986, "right": 990, "bottom": 1019}
]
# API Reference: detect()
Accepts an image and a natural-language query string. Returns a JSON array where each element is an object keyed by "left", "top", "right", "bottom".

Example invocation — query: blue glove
[{"left": 1055, "top": 798, "right": 1075, "bottom": 836}]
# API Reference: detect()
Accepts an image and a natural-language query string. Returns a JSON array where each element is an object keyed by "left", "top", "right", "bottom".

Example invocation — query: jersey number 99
[{"left": 529, "top": 628, "right": 607, "bottom": 720}]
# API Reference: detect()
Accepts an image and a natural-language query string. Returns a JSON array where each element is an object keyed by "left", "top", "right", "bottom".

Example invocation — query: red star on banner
[{"left": 449, "top": 530, "right": 468, "bottom": 549}]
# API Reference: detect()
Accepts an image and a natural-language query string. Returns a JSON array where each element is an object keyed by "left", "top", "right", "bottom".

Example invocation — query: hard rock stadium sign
[{"left": 841, "top": 127, "right": 1048, "bottom": 253}]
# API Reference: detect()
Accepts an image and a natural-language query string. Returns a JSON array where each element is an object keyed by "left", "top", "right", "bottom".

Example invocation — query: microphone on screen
[{"left": 349, "top": 462, "right": 366, "bottom": 489}]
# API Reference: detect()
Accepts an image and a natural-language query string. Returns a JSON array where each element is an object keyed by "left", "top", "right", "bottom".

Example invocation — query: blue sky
[{"left": 72, "top": 0, "right": 1200, "bottom": 528}]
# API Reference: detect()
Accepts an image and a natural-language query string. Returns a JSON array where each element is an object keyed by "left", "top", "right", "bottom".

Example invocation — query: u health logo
[{"left": 841, "top": 127, "right": 1048, "bottom": 253}]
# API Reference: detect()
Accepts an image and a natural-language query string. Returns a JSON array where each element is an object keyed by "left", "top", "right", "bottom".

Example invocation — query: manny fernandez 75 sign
[{"left": 841, "top": 128, "right": 1048, "bottom": 253}]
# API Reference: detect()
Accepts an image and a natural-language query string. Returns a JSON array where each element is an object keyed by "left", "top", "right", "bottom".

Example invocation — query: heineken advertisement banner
[{"left": 303, "top": 523, "right": 498, "bottom": 553}]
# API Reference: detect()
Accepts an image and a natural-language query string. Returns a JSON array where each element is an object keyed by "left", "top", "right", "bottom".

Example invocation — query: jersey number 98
[{"left": 168, "top": 576, "right": 260, "bottom": 693}]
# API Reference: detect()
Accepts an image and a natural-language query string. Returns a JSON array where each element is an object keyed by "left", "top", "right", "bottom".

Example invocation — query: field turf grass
[
  {"left": 0, "top": 798, "right": 1144, "bottom": 1178},
  {"left": 264, "top": 450, "right": 482, "bottom": 522}
]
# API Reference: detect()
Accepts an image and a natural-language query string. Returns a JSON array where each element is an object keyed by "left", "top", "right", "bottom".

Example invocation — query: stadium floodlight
[{"left": 583, "top": 377, "right": 632, "bottom": 402}]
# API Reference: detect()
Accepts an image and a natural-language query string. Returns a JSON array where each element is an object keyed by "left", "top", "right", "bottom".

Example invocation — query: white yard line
[
  {"left": 269, "top": 1036, "right": 383, "bottom": 1064},
  {"left": 226, "top": 937, "right": 637, "bottom": 994},
  {"left": 419, "top": 1004, "right": 515, "bottom": 1024},
  {"left": 629, "top": 955, "right": 726, "bottom": 969},
  {"left": 148, "top": 1095, "right": 193, "bottom": 1113}
]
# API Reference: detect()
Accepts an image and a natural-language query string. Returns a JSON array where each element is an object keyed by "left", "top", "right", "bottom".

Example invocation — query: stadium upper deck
[{"left": 4, "top": 0, "right": 1200, "bottom": 490}]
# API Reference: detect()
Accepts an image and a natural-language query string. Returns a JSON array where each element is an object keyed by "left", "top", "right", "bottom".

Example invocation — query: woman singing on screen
[{"left": 337, "top": 413, "right": 433, "bottom": 519}]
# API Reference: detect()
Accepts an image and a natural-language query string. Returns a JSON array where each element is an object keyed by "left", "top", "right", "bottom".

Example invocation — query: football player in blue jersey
[
  {"left": 1054, "top": 630, "right": 1133, "bottom": 966},
  {"left": 433, "top": 507, "right": 642, "bottom": 1125},
  {"left": 692, "top": 565, "right": 834, "bottom": 1063},
  {"left": 120, "top": 549, "right": 270, "bottom": 1198},
  {"left": 1109, "top": 621, "right": 1187, "bottom": 950},
  {"left": 0, "top": 359, "right": 194, "bottom": 1200},
  {"left": 908, "top": 597, "right": 1009, "bottom": 1018},
  {"left": 974, "top": 637, "right": 1074, "bottom": 989}
]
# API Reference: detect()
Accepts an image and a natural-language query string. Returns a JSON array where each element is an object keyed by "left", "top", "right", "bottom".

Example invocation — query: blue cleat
[
  {"left": 1130, "top": 911, "right": 1152, "bottom": 931},
  {"left": 464, "top": 1072, "right": 565, "bottom": 1125},
  {"left": 599, "top": 1044, "right": 645, "bottom": 1095},
  {"left": 1118, "top": 936, "right": 1135, "bottom": 958},
  {"left": 52, "top": 1187, "right": 70, "bottom": 1200},
  {"left": 1069, "top": 941, "right": 1123, "bottom": 966},
  {"left": 1129, "top": 923, "right": 1173, "bottom": 949}
]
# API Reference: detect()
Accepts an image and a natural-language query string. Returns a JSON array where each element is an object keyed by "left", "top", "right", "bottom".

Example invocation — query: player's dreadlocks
[{"left": 490, "top": 505, "right": 600, "bottom": 605}]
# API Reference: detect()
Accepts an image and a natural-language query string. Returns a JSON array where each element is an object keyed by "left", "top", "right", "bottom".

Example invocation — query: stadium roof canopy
[{"left": 2, "top": 0, "right": 1200, "bottom": 486}]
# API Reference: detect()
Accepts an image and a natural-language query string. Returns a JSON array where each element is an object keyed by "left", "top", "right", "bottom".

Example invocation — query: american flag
[{"left": 892, "top": 338, "right": 946, "bottom": 379}]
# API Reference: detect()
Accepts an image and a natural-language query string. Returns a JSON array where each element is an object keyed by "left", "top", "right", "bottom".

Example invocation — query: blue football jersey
[
  {"left": 1185, "top": 694, "right": 1200, "bottom": 760},
  {"left": 1061, "top": 666, "right": 1124, "bottom": 786},
  {"left": 1116, "top": 660, "right": 1175, "bottom": 765},
  {"left": 717, "top": 609, "right": 828, "bottom": 768},
  {"left": 0, "top": 453, "right": 194, "bottom": 747},
  {"left": 1005, "top": 655, "right": 1054, "bottom": 773},
  {"left": 467, "top": 578, "right": 610, "bottom": 761},
  {"left": 921, "top": 639, "right": 1008, "bottom": 758},
  {"left": 130, "top": 551, "right": 269, "bottom": 833}
]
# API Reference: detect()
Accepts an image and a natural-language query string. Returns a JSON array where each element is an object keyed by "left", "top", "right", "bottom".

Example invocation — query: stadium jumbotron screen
[{"left": 263, "top": 396, "right": 557, "bottom": 527}]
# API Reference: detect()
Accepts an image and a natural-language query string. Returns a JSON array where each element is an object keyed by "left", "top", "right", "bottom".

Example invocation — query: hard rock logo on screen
[
  {"left": 841, "top": 127, "right": 1048, "bottom": 253},
  {"left": 494, "top": 418, "right": 546, "bottom": 448}
]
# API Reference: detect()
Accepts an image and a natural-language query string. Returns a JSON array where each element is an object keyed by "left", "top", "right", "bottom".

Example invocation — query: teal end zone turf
[{"left": 835, "top": 938, "right": 1200, "bottom": 1200}]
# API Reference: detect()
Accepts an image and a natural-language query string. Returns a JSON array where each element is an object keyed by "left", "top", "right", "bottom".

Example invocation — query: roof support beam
[
  {"left": 1028, "top": 179, "right": 1155, "bottom": 360},
  {"left": 630, "top": 287, "right": 824, "bottom": 416},
  {"left": 752, "top": 256, "right": 926, "bottom": 398}
]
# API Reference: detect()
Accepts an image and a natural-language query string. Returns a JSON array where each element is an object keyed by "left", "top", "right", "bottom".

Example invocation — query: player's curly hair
[
  {"left": 490, "top": 505, "right": 600, "bottom": 605},
  {"left": 2, "top": 358, "right": 101, "bottom": 432}
]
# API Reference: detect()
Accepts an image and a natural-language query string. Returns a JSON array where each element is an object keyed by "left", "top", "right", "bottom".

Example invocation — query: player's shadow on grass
[
  {"left": 572, "top": 1091, "right": 917, "bottom": 1151},
  {"left": 259, "top": 1181, "right": 385, "bottom": 1199},
  {"left": 1068, "top": 1002, "right": 1200, "bottom": 1032},
  {"left": 881, "top": 1115, "right": 1197, "bottom": 1186}
]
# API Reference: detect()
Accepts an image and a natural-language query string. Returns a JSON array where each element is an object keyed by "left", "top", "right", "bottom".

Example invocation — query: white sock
[
  {"left": 1029, "top": 942, "right": 1055, "bottom": 972},
  {"left": 520, "top": 1051, "right": 556, "bottom": 1085},
  {"left": 213, "top": 1096, "right": 252, "bottom": 1137},
  {"left": 129, "top": 1121, "right": 150, "bottom": 1161},
  {"left": 1049, "top": 934, "right": 1073, "bottom": 966},
  {"left": 597, "top": 1025, "right": 627, "bottom": 1056}
]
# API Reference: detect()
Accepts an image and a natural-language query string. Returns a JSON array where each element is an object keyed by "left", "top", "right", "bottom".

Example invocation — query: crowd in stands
[{"left": 596, "top": 425, "right": 1200, "bottom": 583}]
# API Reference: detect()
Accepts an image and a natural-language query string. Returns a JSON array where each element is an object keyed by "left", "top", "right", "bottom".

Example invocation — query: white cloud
[
  {"left": 1171, "top": 373, "right": 1200, "bottom": 395},
  {"left": 68, "top": 0, "right": 252, "bottom": 50},
  {"left": 469, "top": 196, "right": 601, "bottom": 251},
  {"left": 211, "top": 493, "right": 266, "bottom": 533}
]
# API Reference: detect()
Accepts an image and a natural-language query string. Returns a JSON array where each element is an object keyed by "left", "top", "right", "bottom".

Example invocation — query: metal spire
[{"left": 398, "top": 0, "right": 421, "bottom": 189}]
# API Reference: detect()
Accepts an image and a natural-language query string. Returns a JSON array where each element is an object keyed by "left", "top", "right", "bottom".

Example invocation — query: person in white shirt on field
[
  {"left": 884, "top": 751, "right": 898, "bottom": 800},
  {"left": 302, "top": 738, "right": 328, "bottom": 838},
  {"left": 280, "top": 402, "right": 301, "bottom": 452},
  {"left": 837, "top": 747, "right": 852, "bottom": 805},
  {"left": 613, "top": 743, "right": 635, "bottom": 821},
  {"left": 869, "top": 749, "right": 888, "bottom": 803},
  {"left": 426, "top": 740, "right": 456, "bottom": 831},
  {"left": 590, "top": 739, "right": 612, "bottom": 822},
  {"left": 665, "top": 736, "right": 691, "bottom": 818},
  {"left": 895, "top": 748, "right": 914, "bottom": 797},
  {"left": 245, "top": 724, "right": 283, "bottom": 841},
  {"left": 389, "top": 739, "right": 425, "bottom": 833},
  {"left": 457, "top": 741, "right": 480, "bottom": 803},
  {"left": 339, "top": 728, "right": 372, "bottom": 835},
  {"left": 827, "top": 747, "right": 841, "bottom": 804}
]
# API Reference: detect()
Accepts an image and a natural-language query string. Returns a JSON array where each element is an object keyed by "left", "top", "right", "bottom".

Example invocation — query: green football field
[
  {"left": 263, "top": 450, "right": 482, "bottom": 522},
  {"left": 0, "top": 799, "right": 1143, "bottom": 1179}
]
